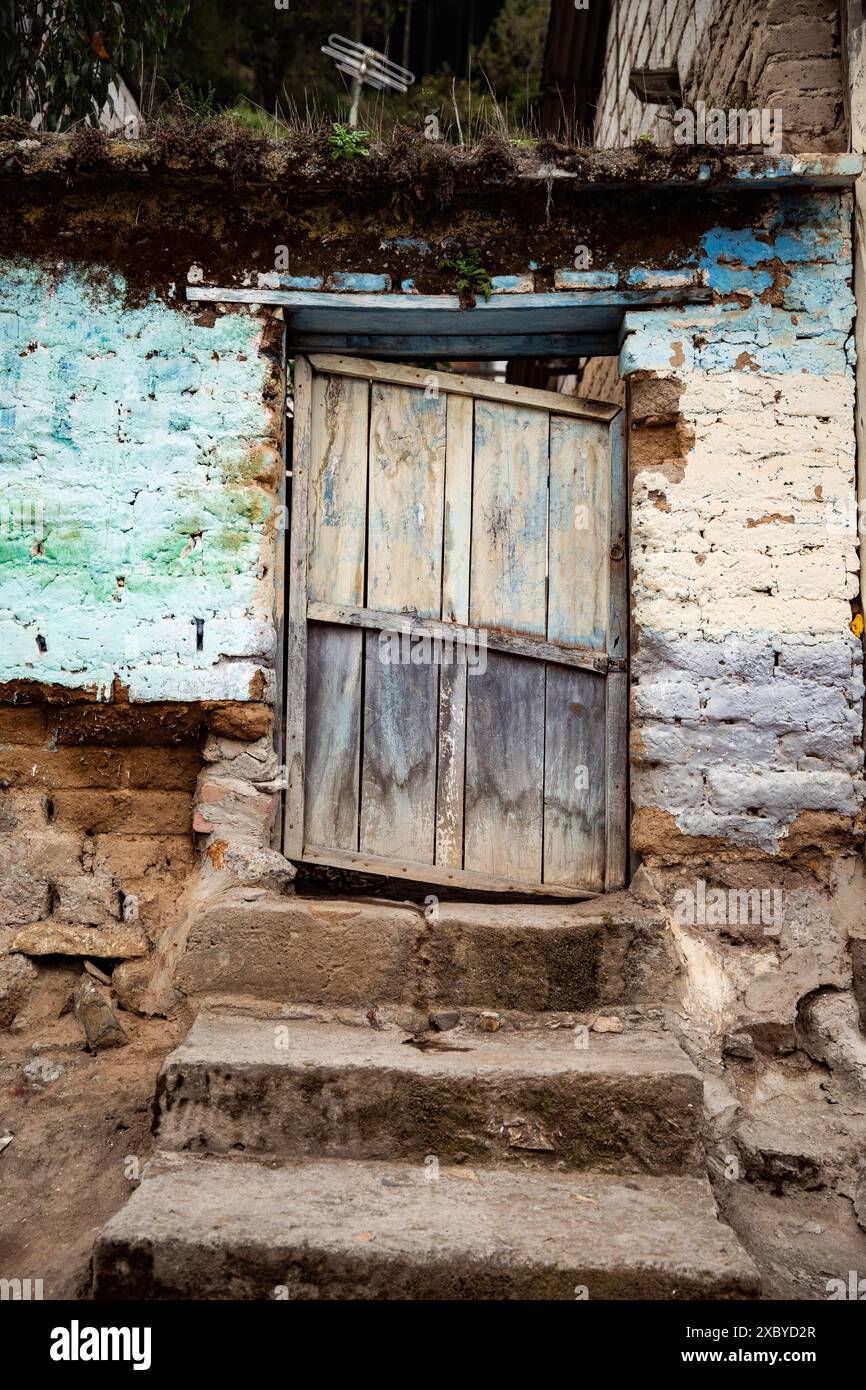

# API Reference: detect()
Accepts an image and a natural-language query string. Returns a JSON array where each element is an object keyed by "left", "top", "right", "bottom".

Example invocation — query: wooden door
[{"left": 284, "top": 354, "right": 626, "bottom": 897}]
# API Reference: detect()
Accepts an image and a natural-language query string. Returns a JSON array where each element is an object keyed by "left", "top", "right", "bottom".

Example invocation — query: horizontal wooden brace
[
  {"left": 301, "top": 844, "right": 600, "bottom": 899},
  {"left": 308, "top": 600, "right": 610, "bottom": 672},
  {"left": 308, "top": 354, "right": 619, "bottom": 417}
]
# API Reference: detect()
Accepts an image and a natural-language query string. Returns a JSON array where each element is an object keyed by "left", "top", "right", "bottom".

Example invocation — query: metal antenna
[{"left": 320, "top": 34, "right": 415, "bottom": 126}]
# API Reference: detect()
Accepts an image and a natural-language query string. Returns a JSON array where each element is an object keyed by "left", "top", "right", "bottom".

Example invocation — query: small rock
[
  {"left": 84, "top": 959, "right": 112, "bottom": 986},
  {"left": 0, "top": 1131, "right": 13, "bottom": 1154},
  {"left": 723, "top": 1032, "right": 755, "bottom": 1060},
  {"left": 111, "top": 958, "right": 151, "bottom": 1015},
  {"left": 479, "top": 1011, "right": 501, "bottom": 1032},
  {"left": 72, "top": 975, "right": 128, "bottom": 1051},
  {"left": 429, "top": 1011, "right": 460, "bottom": 1032},
  {"left": 23, "top": 1057, "right": 64, "bottom": 1085},
  {"left": 121, "top": 895, "right": 140, "bottom": 923},
  {"left": 222, "top": 842, "right": 297, "bottom": 893},
  {"left": 591, "top": 1015, "right": 624, "bottom": 1034}
]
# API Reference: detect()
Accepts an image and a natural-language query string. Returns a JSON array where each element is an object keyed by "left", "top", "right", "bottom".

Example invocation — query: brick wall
[
  {"left": 0, "top": 701, "right": 201, "bottom": 961},
  {"left": 595, "top": 0, "right": 846, "bottom": 153},
  {"left": 622, "top": 189, "right": 863, "bottom": 856},
  {"left": 0, "top": 263, "right": 283, "bottom": 703}
]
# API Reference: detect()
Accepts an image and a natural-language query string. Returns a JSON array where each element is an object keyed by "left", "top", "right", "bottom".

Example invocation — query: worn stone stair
[
  {"left": 93, "top": 1152, "right": 758, "bottom": 1300},
  {"left": 154, "top": 1011, "right": 704, "bottom": 1173},
  {"left": 91, "top": 896, "right": 761, "bottom": 1300}
]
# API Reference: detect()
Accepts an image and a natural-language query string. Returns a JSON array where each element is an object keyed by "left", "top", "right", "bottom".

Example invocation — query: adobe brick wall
[
  {"left": 0, "top": 697, "right": 278, "bottom": 977},
  {"left": 595, "top": 0, "right": 846, "bottom": 154},
  {"left": 0, "top": 701, "right": 200, "bottom": 957},
  {"left": 621, "top": 189, "right": 863, "bottom": 857}
]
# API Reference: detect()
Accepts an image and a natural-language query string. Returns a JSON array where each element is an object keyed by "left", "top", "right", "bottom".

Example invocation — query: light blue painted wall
[{"left": 0, "top": 264, "right": 279, "bottom": 701}]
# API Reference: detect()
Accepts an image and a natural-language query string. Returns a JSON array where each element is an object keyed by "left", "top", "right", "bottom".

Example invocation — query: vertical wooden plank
[
  {"left": 304, "top": 623, "right": 362, "bottom": 850},
  {"left": 606, "top": 405, "right": 629, "bottom": 887},
  {"left": 271, "top": 323, "right": 288, "bottom": 851},
  {"left": 470, "top": 400, "right": 548, "bottom": 636},
  {"left": 435, "top": 394, "right": 473, "bottom": 867},
  {"left": 464, "top": 651, "right": 545, "bottom": 880},
  {"left": 302, "top": 368, "right": 367, "bottom": 853},
  {"left": 548, "top": 415, "right": 610, "bottom": 650},
  {"left": 307, "top": 372, "right": 369, "bottom": 605},
  {"left": 282, "top": 355, "right": 312, "bottom": 859},
  {"left": 360, "top": 630, "right": 438, "bottom": 861},
  {"left": 441, "top": 395, "right": 473, "bottom": 625},
  {"left": 367, "top": 383, "right": 446, "bottom": 615},
  {"left": 607, "top": 408, "right": 628, "bottom": 665},
  {"left": 543, "top": 665, "right": 607, "bottom": 890},
  {"left": 361, "top": 383, "right": 445, "bottom": 864}
]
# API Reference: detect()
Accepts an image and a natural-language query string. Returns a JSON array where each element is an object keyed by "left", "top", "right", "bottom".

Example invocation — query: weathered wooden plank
[
  {"left": 297, "top": 334, "right": 618, "bottom": 360},
  {"left": 548, "top": 415, "right": 610, "bottom": 651},
  {"left": 605, "top": 669, "right": 629, "bottom": 890},
  {"left": 435, "top": 393, "right": 473, "bottom": 867},
  {"left": 441, "top": 394, "right": 473, "bottom": 625},
  {"left": 367, "top": 383, "right": 446, "bottom": 615},
  {"left": 301, "top": 844, "right": 599, "bottom": 899},
  {"left": 360, "top": 631, "right": 439, "bottom": 862},
  {"left": 470, "top": 400, "right": 549, "bottom": 637},
  {"left": 307, "top": 371, "right": 369, "bottom": 605},
  {"left": 271, "top": 322, "right": 288, "bottom": 851},
  {"left": 543, "top": 664, "right": 607, "bottom": 891},
  {"left": 464, "top": 652, "right": 545, "bottom": 881},
  {"left": 282, "top": 355, "right": 313, "bottom": 859},
  {"left": 187, "top": 285, "right": 714, "bottom": 323},
  {"left": 605, "top": 411, "right": 628, "bottom": 888},
  {"left": 304, "top": 623, "right": 362, "bottom": 850},
  {"left": 306, "top": 601, "right": 608, "bottom": 672},
  {"left": 607, "top": 409, "right": 628, "bottom": 665},
  {"left": 309, "top": 354, "right": 618, "bottom": 419}
]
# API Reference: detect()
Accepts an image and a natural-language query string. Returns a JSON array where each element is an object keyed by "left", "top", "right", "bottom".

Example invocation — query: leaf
[{"left": 91, "top": 31, "right": 110, "bottom": 61}]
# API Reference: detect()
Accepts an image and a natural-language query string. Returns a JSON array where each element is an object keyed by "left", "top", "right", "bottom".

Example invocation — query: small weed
[
  {"left": 439, "top": 247, "right": 492, "bottom": 307},
  {"left": 329, "top": 123, "right": 370, "bottom": 161}
]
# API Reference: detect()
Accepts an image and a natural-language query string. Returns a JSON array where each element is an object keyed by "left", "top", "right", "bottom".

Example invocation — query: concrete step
[
  {"left": 155, "top": 1009, "right": 703, "bottom": 1174},
  {"left": 176, "top": 896, "right": 676, "bottom": 1011},
  {"left": 92, "top": 1152, "right": 760, "bottom": 1300}
]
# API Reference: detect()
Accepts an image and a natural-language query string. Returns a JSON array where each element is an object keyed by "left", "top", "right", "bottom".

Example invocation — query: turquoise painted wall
[{"left": 0, "top": 265, "right": 279, "bottom": 700}]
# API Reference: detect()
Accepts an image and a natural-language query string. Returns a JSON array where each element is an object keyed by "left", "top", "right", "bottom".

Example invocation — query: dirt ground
[{"left": 0, "top": 961, "right": 186, "bottom": 1299}]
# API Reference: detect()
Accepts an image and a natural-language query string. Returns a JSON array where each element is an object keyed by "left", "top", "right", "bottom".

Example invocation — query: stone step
[
  {"left": 175, "top": 895, "right": 675, "bottom": 1011},
  {"left": 155, "top": 1009, "right": 703, "bottom": 1174},
  {"left": 92, "top": 1153, "right": 760, "bottom": 1300}
]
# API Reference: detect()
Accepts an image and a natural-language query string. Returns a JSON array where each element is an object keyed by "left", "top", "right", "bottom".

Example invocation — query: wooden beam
[
  {"left": 183, "top": 287, "right": 711, "bottom": 328},
  {"left": 307, "top": 600, "right": 610, "bottom": 672},
  {"left": 307, "top": 354, "right": 620, "bottom": 420},
  {"left": 290, "top": 334, "right": 618, "bottom": 359},
  {"left": 300, "top": 844, "right": 601, "bottom": 899}
]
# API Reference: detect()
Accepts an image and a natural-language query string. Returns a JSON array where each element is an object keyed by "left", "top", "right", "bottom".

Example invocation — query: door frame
[
  {"left": 282, "top": 353, "right": 626, "bottom": 899},
  {"left": 184, "top": 285, "right": 676, "bottom": 893}
]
